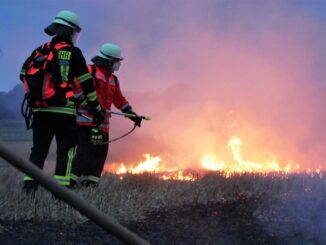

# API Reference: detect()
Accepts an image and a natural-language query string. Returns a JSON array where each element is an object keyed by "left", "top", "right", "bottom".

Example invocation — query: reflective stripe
[
  {"left": 65, "top": 147, "right": 74, "bottom": 177},
  {"left": 78, "top": 109, "right": 90, "bottom": 114},
  {"left": 77, "top": 115, "right": 93, "bottom": 123},
  {"left": 33, "top": 107, "right": 77, "bottom": 115},
  {"left": 66, "top": 100, "right": 75, "bottom": 107},
  {"left": 71, "top": 173, "right": 79, "bottom": 181},
  {"left": 58, "top": 50, "right": 71, "bottom": 60},
  {"left": 80, "top": 100, "right": 88, "bottom": 107},
  {"left": 59, "top": 60, "right": 70, "bottom": 81},
  {"left": 78, "top": 73, "right": 92, "bottom": 83},
  {"left": 24, "top": 176, "right": 33, "bottom": 181},
  {"left": 86, "top": 91, "right": 97, "bottom": 101},
  {"left": 84, "top": 175, "right": 100, "bottom": 183},
  {"left": 54, "top": 175, "right": 70, "bottom": 186},
  {"left": 121, "top": 103, "right": 130, "bottom": 110},
  {"left": 53, "top": 147, "right": 74, "bottom": 186},
  {"left": 20, "top": 69, "right": 26, "bottom": 75}
]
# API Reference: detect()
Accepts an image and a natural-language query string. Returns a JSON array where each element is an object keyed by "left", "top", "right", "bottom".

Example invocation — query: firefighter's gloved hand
[
  {"left": 122, "top": 106, "right": 142, "bottom": 127},
  {"left": 131, "top": 116, "right": 142, "bottom": 127},
  {"left": 90, "top": 128, "right": 103, "bottom": 145},
  {"left": 92, "top": 110, "right": 105, "bottom": 126}
]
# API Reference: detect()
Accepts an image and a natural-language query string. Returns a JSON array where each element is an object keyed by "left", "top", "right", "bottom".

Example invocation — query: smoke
[
  {"left": 86, "top": 1, "right": 326, "bottom": 169},
  {"left": 260, "top": 174, "right": 326, "bottom": 243}
]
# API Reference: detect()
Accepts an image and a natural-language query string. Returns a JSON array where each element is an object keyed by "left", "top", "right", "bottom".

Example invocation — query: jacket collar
[{"left": 51, "top": 35, "right": 73, "bottom": 46}]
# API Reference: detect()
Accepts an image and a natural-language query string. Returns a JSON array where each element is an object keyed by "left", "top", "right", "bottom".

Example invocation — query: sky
[{"left": 2, "top": 0, "right": 326, "bottom": 169}]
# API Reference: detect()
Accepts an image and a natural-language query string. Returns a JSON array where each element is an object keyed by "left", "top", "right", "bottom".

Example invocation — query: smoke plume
[{"left": 84, "top": 1, "right": 326, "bottom": 170}]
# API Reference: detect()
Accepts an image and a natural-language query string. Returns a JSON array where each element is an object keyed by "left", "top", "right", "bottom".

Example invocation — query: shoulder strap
[
  {"left": 112, "top": 75, "right": 119, "bottom": 86},
  {"left": 90, "top": 64, "right": 96, "bottom": 77},
  {"left": 53, "top": 41, "right": 71, "bottom": 51},
  {"left": 89, "top": 64, "right": 100, "bottom": 88},
  {"left": 27, "top": 42, "right": 50, "bottom": 61},
  {"left": 21, "top": 94, "right": 33, "bottom": 130}
]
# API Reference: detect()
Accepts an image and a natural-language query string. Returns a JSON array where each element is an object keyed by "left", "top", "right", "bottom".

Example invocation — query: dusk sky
[
  {"left": 1, "top": 0, "right": 326, "bottom": 92},
  {"left": 2, "top": 0, "right": 326, "bottom": 169}
]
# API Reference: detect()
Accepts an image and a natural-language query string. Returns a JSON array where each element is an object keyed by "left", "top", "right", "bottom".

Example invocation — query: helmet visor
[{"left": 71, "top": 32, "right": 80, "bottom": 45}]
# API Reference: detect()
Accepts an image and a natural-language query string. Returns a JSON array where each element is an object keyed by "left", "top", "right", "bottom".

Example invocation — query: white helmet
[
  {"left": 96, "top": 43, "right": 123, "bottom": 61},
  {"left": 45, "top": 10, "right": 81, "bottom": 36}
]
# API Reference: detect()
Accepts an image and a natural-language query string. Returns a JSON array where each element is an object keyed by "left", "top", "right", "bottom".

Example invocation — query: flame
[
  {"left": 162, "top": 171, "right": 197, "bottom": 181},
  {"left": 104, "top": 135, "right": 310, "bottom": 181},
  {"left": 201, "top": 136, "right": 284, "bottom": 175},
  {"left": 129, "top": 154, "right": 161, "bottom": 173},
  {"left": 110, "top": 154, "right": 161, "bottom": 174},
  {"left": 201, "top": 155, "right": 225, "bottom": 171}
]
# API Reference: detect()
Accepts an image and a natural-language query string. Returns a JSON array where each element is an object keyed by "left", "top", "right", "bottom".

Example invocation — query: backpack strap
[
  {"left": 53, "top": 41, "right": 71, "bottom": 50},
  {"left": 90, "top": 64, "right": 96, "bottom": 77},
  {"left": 112, "top": 75, "right": 119, "bottom": 86},
  {"left": 89, "top": 64, "right": 100, "bottom": 88},
  {"left": 21, "top": 94, "right": 33, "bottom": 130}
]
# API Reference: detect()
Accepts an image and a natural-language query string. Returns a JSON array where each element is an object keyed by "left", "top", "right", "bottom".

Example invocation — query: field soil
[{"left": 0, "top": 196, "right": 281, "bottom": 245}]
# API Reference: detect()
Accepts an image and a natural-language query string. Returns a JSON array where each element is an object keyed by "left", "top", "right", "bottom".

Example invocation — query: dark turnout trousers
[
  {"left": 71, "top": 126, "right": 108, "bottom": 187},
  {"left": 23, "top": 112, "right": 78, "bottom": 192}
]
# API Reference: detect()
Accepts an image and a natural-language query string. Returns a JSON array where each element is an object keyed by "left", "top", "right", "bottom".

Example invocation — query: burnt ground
[{"left": 0, "top": 196, "right": 283, "bottom": 245}]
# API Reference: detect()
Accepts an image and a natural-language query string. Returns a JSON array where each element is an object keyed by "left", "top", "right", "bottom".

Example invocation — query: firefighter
[
  {"left": 70, "top": 43, "right": 142, "bottom": 187},
  {"left": 20, "top": 10, "right": 105, "bottom": 194}
]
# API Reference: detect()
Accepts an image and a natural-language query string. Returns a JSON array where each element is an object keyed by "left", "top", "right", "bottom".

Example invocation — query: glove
[
  {"left": 122, "top": 106, "right": 142, "bottom": 127},
  {"left": 131, "top": 116, "right": 142, "bottom": 128},
  {"left": 90, "top": 128, "right": 103, "bottom": 145},
  {"left": 92, "top": 110, "right": 105, "bottom": 126}
]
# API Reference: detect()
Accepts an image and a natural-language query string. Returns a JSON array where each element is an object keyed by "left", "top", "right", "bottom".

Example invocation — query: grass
[
  {"left": 1, "top": 165, "right": 326, "bottom": 243},
  {"left": 0, "top": 166, "right": 325, "bottom": 224},
  {"left": 0, "top": 134, "right": 325, "bottom": 243}
]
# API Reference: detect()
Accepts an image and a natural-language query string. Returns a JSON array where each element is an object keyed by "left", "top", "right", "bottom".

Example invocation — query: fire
[
  {"left": 201, "top": 136, "right": 284, "bottom": 175},
  {"left": 201, "top": 155, "right": 225, "bottom": 171},
  {"left": 105, "top": 154, "right": 161, "bottom": 174},
  {"left": 105, "top": 154, "right": 197, "bottom": 181},
  {"left": 104, "top": 135, "right": 314, "bottom": 181},
  {"left": 161, "top": 171, "right": 197, "bottom": 181},
  {"left": 125, "top": 154, "right": 161, "bottom": 174}
]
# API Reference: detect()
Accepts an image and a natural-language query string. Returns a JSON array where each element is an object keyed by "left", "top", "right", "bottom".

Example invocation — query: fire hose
[{"left": 79, "top": 110, "right": 151, "bottom": 144}]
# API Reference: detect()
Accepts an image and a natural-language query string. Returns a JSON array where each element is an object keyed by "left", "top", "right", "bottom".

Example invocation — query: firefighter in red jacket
[
  {"left": 71, "top": 43, "right": 142, "bottom": 187},
  {"left": 20, "top": 10, "right": 105, "bottom": 194}
]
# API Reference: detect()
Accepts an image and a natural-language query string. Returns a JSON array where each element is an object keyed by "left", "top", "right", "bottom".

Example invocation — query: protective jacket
[
  {"left": 75, "top": 64, "right": 130, "bottom": 132},
  {"left": 20, "top": 36, "right": 102, "bottom": 115}
]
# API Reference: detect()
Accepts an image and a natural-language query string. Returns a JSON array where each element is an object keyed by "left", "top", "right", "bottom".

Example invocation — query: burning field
[
  {"left": 1, "top": 153, "right": 326, "bottom": 244},
  {"left": 2, "top": 1, "right": 326, "bottom": 244},
  {"left": 1, "top": 105, "right": 326, "bottom": 244}
]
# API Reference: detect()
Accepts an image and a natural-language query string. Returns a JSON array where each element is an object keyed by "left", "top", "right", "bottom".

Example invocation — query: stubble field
[
  {"left": 1, "top": 155, "right": 326, "bottom": 244},
  {"left": 0, "top": 124, "right": 325, "bottom": 244}
]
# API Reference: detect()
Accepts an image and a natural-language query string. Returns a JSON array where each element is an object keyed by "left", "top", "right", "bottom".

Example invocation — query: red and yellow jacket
[
  {"left": 75, "top": 64, "right": 130, "bottom": 132},
  {"left": 20, "top": 36, "right": 102, "bottom": 116}
]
